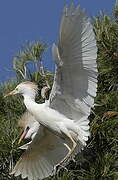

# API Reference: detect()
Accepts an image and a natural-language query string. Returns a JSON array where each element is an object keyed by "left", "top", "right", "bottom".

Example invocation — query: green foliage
[
  {"left": 114, "top": 1, "right": 118, "bottom": 21},
  {"left": 0, "top": 2, "right": 118, "bottom": 180},
  {"left": 13, "top": 41, "right": 47, "bottom": 80},
  {"left": 93, "top": 8, "right": 118, "bottom": 93},
  {"left": 0, "top": 80, "right": 23, "bottom": 179}
]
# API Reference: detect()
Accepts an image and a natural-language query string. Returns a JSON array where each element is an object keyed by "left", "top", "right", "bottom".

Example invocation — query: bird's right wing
[
  {"left": 49, "top": 4, "right": 97, "bottom": 146},
  {"left": 11, "top": 125, "right": 68, "bottom": 180},
  {"left": 50, "top": 4, "right": 97, "bottom": 120}
]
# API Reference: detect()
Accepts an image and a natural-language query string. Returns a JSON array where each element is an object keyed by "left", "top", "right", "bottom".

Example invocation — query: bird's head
[
  {"left": 4, "top": 81, "right": 38, "bottom": 99},
  {"left": 18, "top": 111, "right": 39, "bottom": 143}
]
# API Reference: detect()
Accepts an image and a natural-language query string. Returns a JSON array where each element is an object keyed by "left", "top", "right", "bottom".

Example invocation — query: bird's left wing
[
  {"left": 11, "top": 125, "right": 68, "bottom": 180},
  {"left": 49, "top": 4, "right": 97, "bottom": 121}
]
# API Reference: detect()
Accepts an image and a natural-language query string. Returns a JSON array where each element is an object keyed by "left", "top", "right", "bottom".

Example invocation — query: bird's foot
[{"left": 53, "top": 163, "right": 68, "bottom": 178}]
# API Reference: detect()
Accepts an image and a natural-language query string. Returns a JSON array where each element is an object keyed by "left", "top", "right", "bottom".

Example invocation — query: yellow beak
[
  {"left": 4, "top": 89, "right": 16, "bottom": 98},
  {"left": 18, "top": 128, "right": 29, "bottom": 144}
]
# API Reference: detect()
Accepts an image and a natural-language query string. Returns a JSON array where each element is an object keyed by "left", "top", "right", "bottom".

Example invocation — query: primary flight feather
[{"left": 4, "top": 4, "right": 97, "bottom": 180}]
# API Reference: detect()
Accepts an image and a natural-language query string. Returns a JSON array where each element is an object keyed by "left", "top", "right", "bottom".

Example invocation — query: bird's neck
[{"left": 23, "top": 95, "right": 38, "bottom": 114}]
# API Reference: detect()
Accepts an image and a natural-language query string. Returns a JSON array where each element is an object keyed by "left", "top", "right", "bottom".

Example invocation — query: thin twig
[{"left": 40, "top": 61, "right": 50, "bottom": 89}]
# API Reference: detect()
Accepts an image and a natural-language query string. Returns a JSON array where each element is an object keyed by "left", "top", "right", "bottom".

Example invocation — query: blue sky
[{"left": 0, "top": 0, "right": 116, "bottom": 83}]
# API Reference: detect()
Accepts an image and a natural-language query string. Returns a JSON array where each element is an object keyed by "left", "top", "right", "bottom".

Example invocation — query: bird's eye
[
  {"left": 26, "top": 126, "right": 30, "bottom": 131},
  {"left": 15, "top": 88, "right": 18, "bottom": 91}
]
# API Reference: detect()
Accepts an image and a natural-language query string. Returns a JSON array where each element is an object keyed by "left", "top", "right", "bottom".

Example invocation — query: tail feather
[{"left": 75, "top": 116, "right": 90, "bottom": 146}]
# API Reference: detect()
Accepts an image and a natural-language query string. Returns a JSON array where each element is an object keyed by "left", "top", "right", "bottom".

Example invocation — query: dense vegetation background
[{"left": 0, "top": 2, "right": 118, "bottom": 180}]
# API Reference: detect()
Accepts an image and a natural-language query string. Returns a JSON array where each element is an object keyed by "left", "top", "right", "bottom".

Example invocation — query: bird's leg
[
  {"left": 63, "top": 143, "right": 76, "bottom": 162},
  {"left": 55, "top": 143, "right": 71, "bottom": 169},
  {"left": 60, "top": 137, "right": 77, "bottom": 165},
  {"left": 63, "top": 143, "right": 71, "bottom": 152},
  {"left": 53, "top": 132, "right": 77, "bottom": 176}
]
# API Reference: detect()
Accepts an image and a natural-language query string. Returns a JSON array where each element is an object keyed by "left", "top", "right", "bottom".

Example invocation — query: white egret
[
  {"left": 11, "top": 111, "right": 68, "bottom": 179},
  {"left": 4, "top": 4, "right": 97, "bottom": 180}
]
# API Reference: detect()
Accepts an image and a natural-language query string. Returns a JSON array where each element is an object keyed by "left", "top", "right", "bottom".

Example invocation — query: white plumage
[
  {"left": 11, "top": 112, "right": 68, "bottom": 180},
  {"left": 5, "top": 4, "right": 97, "bottom": 180}
]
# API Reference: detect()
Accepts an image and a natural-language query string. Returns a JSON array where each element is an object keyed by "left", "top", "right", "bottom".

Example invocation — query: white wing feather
[
  {"left": 50, "top": 5, "right": 97, "bottom": 143},
  {"left": 11, "top": 125, "right": 68, "bottom": 180},
  {"left": 11, "top": 4, "right": 97, "bottom": 180}
]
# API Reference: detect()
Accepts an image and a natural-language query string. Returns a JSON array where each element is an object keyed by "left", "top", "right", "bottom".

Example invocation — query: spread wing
[
  {"left": 49, "top": 5, "right": 97, "bottom": 124},
  {"left": 11, "top": 125, "right": 68, "bottom": 180}
]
